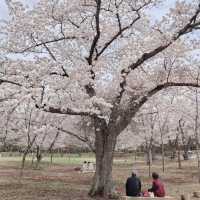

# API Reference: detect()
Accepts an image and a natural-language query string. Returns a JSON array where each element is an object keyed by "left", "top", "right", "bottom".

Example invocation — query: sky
[
  {"left": 0, "top": 0, "right": 38, "bottom": 19},
  {"left": 0, "top": 0, "right": 8, "bottom": 19}
]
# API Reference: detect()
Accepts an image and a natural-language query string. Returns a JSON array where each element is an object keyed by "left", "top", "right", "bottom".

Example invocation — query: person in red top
[{"left": 148, "top": 172, "right": 165, "bottom": 197}]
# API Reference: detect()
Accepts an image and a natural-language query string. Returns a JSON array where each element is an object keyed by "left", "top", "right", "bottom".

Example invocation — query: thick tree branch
[
  {"left": 86, "top": 0, "right": 101, "bottom": 65},
  {"left": 38, "top": 105, "right": 101, "bottom": 117},
  {"left": 58, "top": 128, "right": 95, "bottom": 152},
  {"left": 84, "top": 0, "right": 102, "bottom": 97},
  {"left": 0, "top": 79, "right": 22, "bottom": 86},
  {"left": 117, "top": 3, "right": 200, "bottom": 104},
  {"left": 147, "top": 82, "right": 200, "bottom": 100},
  {"left": 136, "top": 82, "right": 200, "bottom": 118},
  {"left": 115, "top": 81, "right": 200, "bottom": 136}
]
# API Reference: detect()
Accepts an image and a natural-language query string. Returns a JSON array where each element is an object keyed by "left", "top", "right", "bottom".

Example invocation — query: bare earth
[{"left": 0, "top": 158, "right": 199, "bottom": 200}]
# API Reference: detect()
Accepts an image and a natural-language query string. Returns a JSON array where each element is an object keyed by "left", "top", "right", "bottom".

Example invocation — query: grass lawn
[{"left": 0, "top": 154, "right": 199, "bottom": 199}]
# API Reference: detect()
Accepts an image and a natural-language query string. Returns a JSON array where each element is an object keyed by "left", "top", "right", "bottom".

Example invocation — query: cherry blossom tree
[{"left": 0, "top": 0, "right": 200, "bottom": 197}]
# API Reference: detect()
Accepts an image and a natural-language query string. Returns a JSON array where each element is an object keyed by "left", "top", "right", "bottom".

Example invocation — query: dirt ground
[{"left": 0, "top": 157, "right": 199, "bottom": 200}]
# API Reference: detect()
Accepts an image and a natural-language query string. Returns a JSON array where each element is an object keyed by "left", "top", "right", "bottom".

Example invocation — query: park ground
[{"left": 0, "top": 154, "right": 199, "bottom": 200}]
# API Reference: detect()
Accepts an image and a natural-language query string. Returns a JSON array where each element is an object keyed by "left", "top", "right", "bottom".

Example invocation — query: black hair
[
  {"left": 152, "top": 172, "right": 159, "bottom": 179},
  {"left": 132, "top": 173, "right": 136, "bottom": 177}
]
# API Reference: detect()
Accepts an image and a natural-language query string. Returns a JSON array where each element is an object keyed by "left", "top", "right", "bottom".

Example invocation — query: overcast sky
[
  {"left": 0, "top": 0, "right": 8, "bottom": 19},
  {"left": 0, "top": 0, "right": 39, "bottom": 19}
]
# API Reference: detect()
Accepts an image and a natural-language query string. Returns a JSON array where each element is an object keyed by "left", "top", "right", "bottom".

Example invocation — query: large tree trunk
[{"left": 89, "top": 129, "right": 117, "bottom": 197}]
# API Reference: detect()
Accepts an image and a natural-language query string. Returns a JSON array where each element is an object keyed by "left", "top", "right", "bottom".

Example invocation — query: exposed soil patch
[{"left": 0, "top": 159, "right": 199, "bottom": 199}]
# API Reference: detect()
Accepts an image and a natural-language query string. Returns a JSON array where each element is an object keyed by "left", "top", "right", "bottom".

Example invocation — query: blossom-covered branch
[
  {"left": 0, "top": 79, "right": 22, "bottom": 86},
  {"left": 115, "top": 81, "right": 200, "bottom": 135},
  {"left": 117, "top": 3, "right": 200, "bottom": 104},
  {"left": 11, "top": 36, "right": 78, "bottom": 54},
  {"left": 58, "top": 128, "right": 95, "bottom": 152},
  {"left": 39, "top": 105, "right": 101, "bottom": 117},
  {"left": 84, "top": 0, "right": 102, "bottom": 97},
  {"left": 95, "top": 0, "right": 153, "bottom": 60},
  {"left": 86, "top": 0, "right": 101, "bottom": 66}
]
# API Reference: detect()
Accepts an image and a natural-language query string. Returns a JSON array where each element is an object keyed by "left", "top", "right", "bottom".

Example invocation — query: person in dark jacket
[
  {"left": 126, "top": 170, "right": 141, "bottom": 197},
  {"left": 148, "top": 172, "right": 165, "bottom": 197}
]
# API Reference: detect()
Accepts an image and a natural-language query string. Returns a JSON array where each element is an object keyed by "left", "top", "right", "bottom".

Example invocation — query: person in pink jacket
[{"left": 148, "top": 172, "right": 165, "bottom": 197}]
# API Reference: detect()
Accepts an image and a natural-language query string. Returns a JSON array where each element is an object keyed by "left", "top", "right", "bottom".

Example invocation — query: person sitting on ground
[
  {"left": 148, "top": 172, "right": 165, "bottom": 197},
  {"left": 126, "top": 170, "right": 141, "bottom": 197},
  {"left": 81, "top": 161, "right": 88, "bottom": 172}
]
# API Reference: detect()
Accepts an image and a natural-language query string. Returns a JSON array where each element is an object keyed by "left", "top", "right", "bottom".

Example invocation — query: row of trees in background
[
  {"left": 1, "top": 86, "right": 200, "bottom": 170},
  {"left": 131, "top": 87, "right": 200, "bottom": 182}
]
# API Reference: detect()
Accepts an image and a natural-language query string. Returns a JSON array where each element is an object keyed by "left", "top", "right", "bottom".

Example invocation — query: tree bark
[
  {"left": 36, "top": 145, "right": 42, "bottom": 169},
  {"left": 89, "top": 128, "right": 117, "bottom": 197},
  {"left": 134, "top": 150, "right": 137, "bottom": 161},
  {"left": 177, "top": 146, "right": 182, "bottom": 169},
  {"left": 21, "top": 135, "right": 37, "bottom": 170},
  {"left": 161, "top": 133, "right": 165, "bottom": 172},
  {"left": 194, "top": 89, "right": 200, "bottom": 183},
  {"left": 50, "top": 152, "right": 53, "bottom": 164},
  {"left": 31, "top": 152, "right": 35, "bottom": 166},
  {"left": 148, "top": 148, "right": 152, "bottom": 177},
  {"left": 161, "top": 143, "right": 165, "bottom": 173}
]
